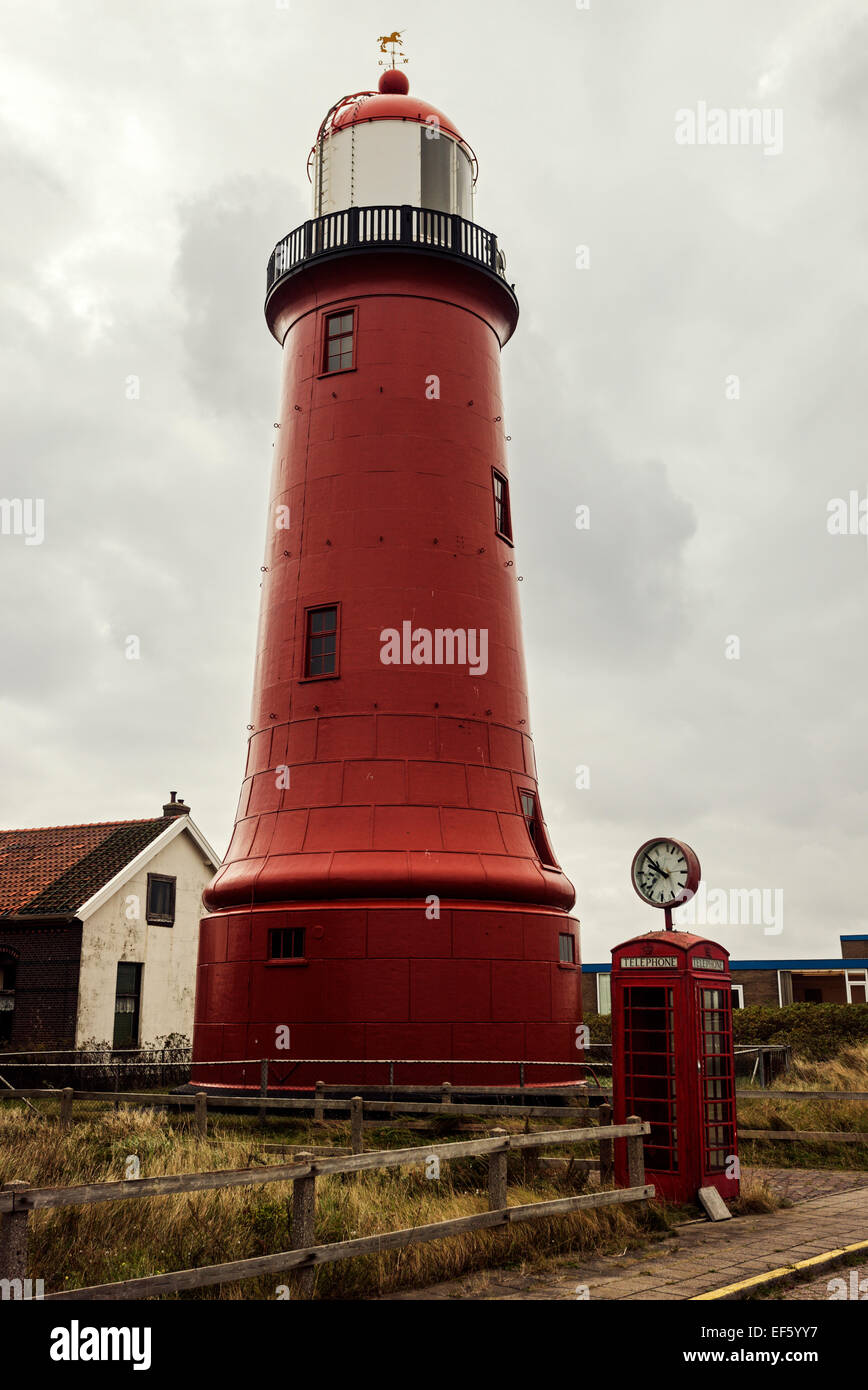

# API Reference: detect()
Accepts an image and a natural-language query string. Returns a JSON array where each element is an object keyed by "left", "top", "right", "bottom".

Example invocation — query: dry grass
[
  {"left": 731, "top": 1173, "right": 783, "bottom": 1215},
  {"left": 738, "top": 1043, "right": 868, "bottom": 1170},
  {"left": 0, "top": 1105, "right": 661, "bottom": 1300}
]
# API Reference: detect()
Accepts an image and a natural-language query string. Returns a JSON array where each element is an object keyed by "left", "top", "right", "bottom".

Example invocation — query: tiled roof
[{"left": 0, "top": 819, "right": 171, "bottom": 918}]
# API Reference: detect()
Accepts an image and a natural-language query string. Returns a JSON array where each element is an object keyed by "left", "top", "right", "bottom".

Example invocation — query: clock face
[{"left": 632, "top": 838, "right": 699, "bottom": 909}]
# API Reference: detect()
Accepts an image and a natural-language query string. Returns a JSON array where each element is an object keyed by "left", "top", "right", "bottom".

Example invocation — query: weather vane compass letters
[{"left": 378, "top": 30, "right": 408, "bottom": 69}]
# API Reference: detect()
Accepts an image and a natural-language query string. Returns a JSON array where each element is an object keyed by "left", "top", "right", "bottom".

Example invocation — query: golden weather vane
[{"left": 377, "top": 29, "right": 409, "bottom": 69}]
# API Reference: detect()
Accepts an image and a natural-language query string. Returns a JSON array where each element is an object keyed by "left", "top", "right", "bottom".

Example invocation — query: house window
[
  {"left": 324, "top": 311, "right": 355, "bottom": 373},
  {"left": 493, "top": 469, "right": 513, "bottom": 542},
  {"left": 596, "top": 973, "right": 612, "bottom": 1016},
  {"left": 304, "top": 605, "right": 339, "bottom": 678},
  {"left": 113, "top": 962, "right": 142, "bottom": 1049},
  {"left": 146, "top": 873, "right": 176, "bottom": 926},
  {"left": 558, "top": 933, "right": 576, "bottom": 965},
  {"left": 519, "top": 789, "right": 556, "bottom": 867},
  {"left": 0, "top": 957, "right": 16, "bottom": 1045},
  {"left": 731, "top": 984, "right": 745, "bottom": 1009},
  {"left": 270, "top": 928, "right": 306, "bottom": 961}
]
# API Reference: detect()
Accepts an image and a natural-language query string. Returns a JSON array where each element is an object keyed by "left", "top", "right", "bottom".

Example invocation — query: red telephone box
[{"left": 611, "top": 930, "right": 739, "bottom": 1204}]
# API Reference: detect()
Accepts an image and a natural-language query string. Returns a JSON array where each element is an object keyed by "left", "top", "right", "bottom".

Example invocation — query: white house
[{"left": 0, "top": 795, "right": 220, "bottom": 1050}]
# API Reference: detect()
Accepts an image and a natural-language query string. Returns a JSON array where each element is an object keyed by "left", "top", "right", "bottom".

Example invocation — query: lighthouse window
[
  {"left": 270, "top": 928, "right": 306, "bottom": 961},
  {"left": 324, "top": 311, "right": 355, "bottom": 373},
  {"left": 304, "top": 605, "right": 339, "bottom": 678},
  {"left": 493, "top": 469, "right": 513, "bottom": 542},
  {"left": 519, "top": 789, "right": 557, "bottom": 867},
  {"left": 421, "top": 131, "right": 453, "bottom": 214},
  {"left": 559, "top": 933, "right": 576, "bottom": 965}
]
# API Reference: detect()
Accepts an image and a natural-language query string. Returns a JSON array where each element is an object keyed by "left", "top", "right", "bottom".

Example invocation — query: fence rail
[
  {"left": 0, "top": 1087, "right": 588, "bottom": 1123},
  {"left": 0, "top": 1114, "right": 651, "bottom": 1300},
  {"left": 740, "top": 1129, "right": 868, "bottom": 1144}
]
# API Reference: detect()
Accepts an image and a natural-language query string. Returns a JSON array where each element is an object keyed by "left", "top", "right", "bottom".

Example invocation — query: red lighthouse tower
[{"left": 192, "top": 63, "right": 581, "bottom": 1091}]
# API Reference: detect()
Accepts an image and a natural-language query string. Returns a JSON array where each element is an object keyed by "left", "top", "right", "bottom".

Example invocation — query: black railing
[{"left": 266, "top": 204, "right": 512, "bottom": 298}]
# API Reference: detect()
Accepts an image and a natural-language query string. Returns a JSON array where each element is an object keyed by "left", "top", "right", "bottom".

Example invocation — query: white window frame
[
  {"left": 596, "top": 973, "right": 611, "bottom": 1016},
  {"left": 731, "top": 984, "right": 745, "bottom": 1009},
  {"left": 845, "top": 969, "right": 868, "bottom": 1004}
]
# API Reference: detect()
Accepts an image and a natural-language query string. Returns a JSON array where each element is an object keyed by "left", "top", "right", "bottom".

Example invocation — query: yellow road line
[{"left": 692, "top": 1239, "right": 868, "bottom": 1300}]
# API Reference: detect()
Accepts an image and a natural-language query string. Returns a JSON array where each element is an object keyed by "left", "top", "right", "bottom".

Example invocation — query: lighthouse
[{"left": 191, "top": 56, "right": 581, "bottom": 1091}]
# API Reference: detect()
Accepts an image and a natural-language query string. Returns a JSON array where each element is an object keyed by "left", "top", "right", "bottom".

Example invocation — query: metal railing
[{"left": 266, "top": 204, "right": 512, "bottom": 297}]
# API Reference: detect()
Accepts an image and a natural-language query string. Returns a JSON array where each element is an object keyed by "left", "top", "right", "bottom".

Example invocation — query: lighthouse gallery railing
[{"left": 267, "top": 204, "right": 510, "bottom": 295}]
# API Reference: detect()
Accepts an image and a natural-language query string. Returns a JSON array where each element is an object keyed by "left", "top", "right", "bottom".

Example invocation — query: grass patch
[
  {"left": 738, "top": 1042, "right": 868, "bottom": 1170},
  {"left": 0, "top": 1105, "right": 661, "bottom": 1300}
]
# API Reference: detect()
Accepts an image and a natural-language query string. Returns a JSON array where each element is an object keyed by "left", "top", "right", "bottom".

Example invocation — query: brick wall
[
  {"left": 0, "top": 920, "right": 83, "bottom": 1049},
  {"left": 581, "top": 975, "right": 600, "bottom": 1016},
  {"left": 730, "top": 968, "right": 780, "bottom": 1007},
  {"left": 841, "top": 938, "right": 868, "bottom": 960}
]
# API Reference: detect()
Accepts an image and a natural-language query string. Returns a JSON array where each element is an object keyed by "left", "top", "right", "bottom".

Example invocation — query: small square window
[
  {"left": 146, "top": 874, "right": 176, "bottom": 926},
  {"left": 559, "top": 933, "right": 576, "bottom": 965},
  {"left": 270, "top": 928, "right": 306, "bottom": 960}
]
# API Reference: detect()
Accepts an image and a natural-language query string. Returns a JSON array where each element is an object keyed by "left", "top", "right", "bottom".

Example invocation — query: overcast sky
[{"left": 1, "top": 0, "right": 866, "bottom": 963}]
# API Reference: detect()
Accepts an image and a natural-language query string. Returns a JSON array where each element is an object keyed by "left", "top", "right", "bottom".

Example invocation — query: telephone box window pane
[
  {"left": 622, "top": 984, "right": 678, "bottom": 1171},
  {"left": 305, "top": 607, "right": 338, "bottom": 677}
]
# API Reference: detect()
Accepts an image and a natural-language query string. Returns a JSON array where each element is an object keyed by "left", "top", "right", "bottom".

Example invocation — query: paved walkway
[{"left": 386, "top": 1173, "right": 868, "bottom": 1302}]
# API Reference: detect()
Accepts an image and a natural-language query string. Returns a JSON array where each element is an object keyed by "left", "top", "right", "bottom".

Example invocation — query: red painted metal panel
[{"left": 191, "top": 178, "right": 580, "bottom": 1089}]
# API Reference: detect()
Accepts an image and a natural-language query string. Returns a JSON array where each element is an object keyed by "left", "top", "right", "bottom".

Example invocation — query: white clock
[{"left": 631, "top": 838, "right": 700, "bottom": 910}]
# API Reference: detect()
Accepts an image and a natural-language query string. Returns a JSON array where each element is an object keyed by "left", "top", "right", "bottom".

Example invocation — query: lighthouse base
[{"left": 191, "top": 900, "right": 582, "bottom": 1090}]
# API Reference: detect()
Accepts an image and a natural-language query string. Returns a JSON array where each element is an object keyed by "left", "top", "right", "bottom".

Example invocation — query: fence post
[
  {"left": 291, "top": 1153, "right": 317, "bottom": 1300},
  {"left": 258, "top": 1059, "right": 269, "bottom": 1125},
  {"left": 440, "top": 1083, "right": 452, "bottom": 1108},
  {"left": 195, "top": 1093, "right": 208, "bottom": 1139},
  {"left": 0, "top": 1181, "right": 30, "bottom": 1284},
  {"left": 314, "top": 1081, "right": 325, "bottom": 1124},
  {"left": 488, "top": 1128, "right": 509, "bottom": 1211},
  {"left": 350, "top": 1097, "right": 364, "bottom": 1155},
  {"left": 625, "top": 1116, "right": 646, "bottom": 1189},
  {"left": 598, "top": 1103, "right": 614, "bottom": 1186},
  {"left": 60, "top": 1088, "right": 74, "bottom": 1129}
]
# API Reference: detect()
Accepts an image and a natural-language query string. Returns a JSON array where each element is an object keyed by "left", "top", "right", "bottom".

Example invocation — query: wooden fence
[
  {"left": 0, "top": 1084, "right": 589, "bottom": 1126},
  {"left": 0, "top": 1114, "right": 651, "bottom": 1300}
]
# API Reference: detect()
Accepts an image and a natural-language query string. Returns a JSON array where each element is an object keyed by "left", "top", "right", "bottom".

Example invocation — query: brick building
[
  {"left": 583, "top": 935, "right": 868, "bottom": 1015},
  {"left": 0, "top": 796, "right": 219, "bottom": 1051}
]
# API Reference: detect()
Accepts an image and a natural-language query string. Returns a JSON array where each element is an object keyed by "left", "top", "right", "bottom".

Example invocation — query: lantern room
[
  {"left": 611, "top": 930, "right": 739, "bottom": 1205},
  {"left": 309, "top": 70, "right": 477, "bottom": 222}
]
